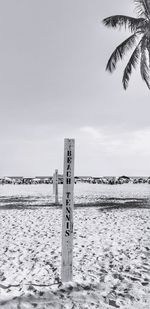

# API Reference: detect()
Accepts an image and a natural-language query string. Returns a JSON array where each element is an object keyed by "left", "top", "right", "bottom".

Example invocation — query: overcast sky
[{"left": 0, "top": 0, "right": 150, "bottom": 176}]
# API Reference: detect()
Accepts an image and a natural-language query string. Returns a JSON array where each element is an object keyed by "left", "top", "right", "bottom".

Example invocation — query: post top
[{"left": 64, "top": 138, "right": 75, "bottom": 141}]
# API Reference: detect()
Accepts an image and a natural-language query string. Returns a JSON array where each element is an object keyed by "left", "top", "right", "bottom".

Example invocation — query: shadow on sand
[{"left": 0, "top": 197, "right": 149, "bottom": 211}]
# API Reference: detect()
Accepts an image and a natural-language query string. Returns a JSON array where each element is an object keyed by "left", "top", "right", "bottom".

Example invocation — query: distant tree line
[{"left": 0, "top": 175, "right": 150, "bottom": 185}]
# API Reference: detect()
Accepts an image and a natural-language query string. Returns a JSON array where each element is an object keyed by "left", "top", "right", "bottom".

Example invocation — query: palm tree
[{"left": 102, "top": 0, "right": 150, "bottom": 90}]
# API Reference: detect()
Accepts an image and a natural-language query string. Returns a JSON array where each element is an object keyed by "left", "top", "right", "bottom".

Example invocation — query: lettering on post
[{"left": 61, "top": 138, "right": 75, "bottom": 282}]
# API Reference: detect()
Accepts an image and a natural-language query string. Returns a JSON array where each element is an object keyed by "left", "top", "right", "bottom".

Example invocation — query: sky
[{"left": 0, "top": 0, "right": 150, "bottom": 177}]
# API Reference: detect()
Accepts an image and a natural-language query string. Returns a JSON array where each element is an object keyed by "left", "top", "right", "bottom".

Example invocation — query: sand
[{"left": 0, "top": 203, "right": 150, "bottom": 308}]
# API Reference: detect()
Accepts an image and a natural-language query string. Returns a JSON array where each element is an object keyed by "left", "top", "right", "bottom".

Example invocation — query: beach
[{"left": 0, "top": 184, "right": 150, "bottom": 308}]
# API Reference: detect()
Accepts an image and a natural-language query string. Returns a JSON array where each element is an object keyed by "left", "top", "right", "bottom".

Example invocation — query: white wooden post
[
  {"left": 61, "top": 138, "right": 75, "bottom": 282},
  {"left": 53, "top": 170, "right": 59, "bottom": 204},
  {"left": 55, "top": 169, "right": 58, "bottom": 204},
  {"left": 53, "top": 172, "right": 55, "bottom": 194}
]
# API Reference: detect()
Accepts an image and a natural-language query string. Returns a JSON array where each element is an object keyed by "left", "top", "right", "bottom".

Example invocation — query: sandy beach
[{"left": 0, "top": 184, "right": 150, "bottom": 308}]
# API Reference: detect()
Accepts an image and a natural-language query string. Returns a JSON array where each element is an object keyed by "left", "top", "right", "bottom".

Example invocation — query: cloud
[
  {"left": 80, "top": 126, "right": 102, "bottom": 139},
  {"left": 130, "top": 128, "right": 150, "bottom": 156},
  {"left": 78, "top": 125, "right": 150, "bottom": 157}
]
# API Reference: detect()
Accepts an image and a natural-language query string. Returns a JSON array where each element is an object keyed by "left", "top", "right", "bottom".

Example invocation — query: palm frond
[
  {"left": 106, "top": 33, "right": 139, "bottom": 73},
  {"left": 122, "top": 41, "right": 142, "bottom": 89},
  {"left": 102, "top": 15, "right": 145, "bottom": 32},
  {"left": 140, "top": 38, "right": 150, "bottom": 88},
  {"left": 134, "top": 0, "right": 150, "bottom": 19}
]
